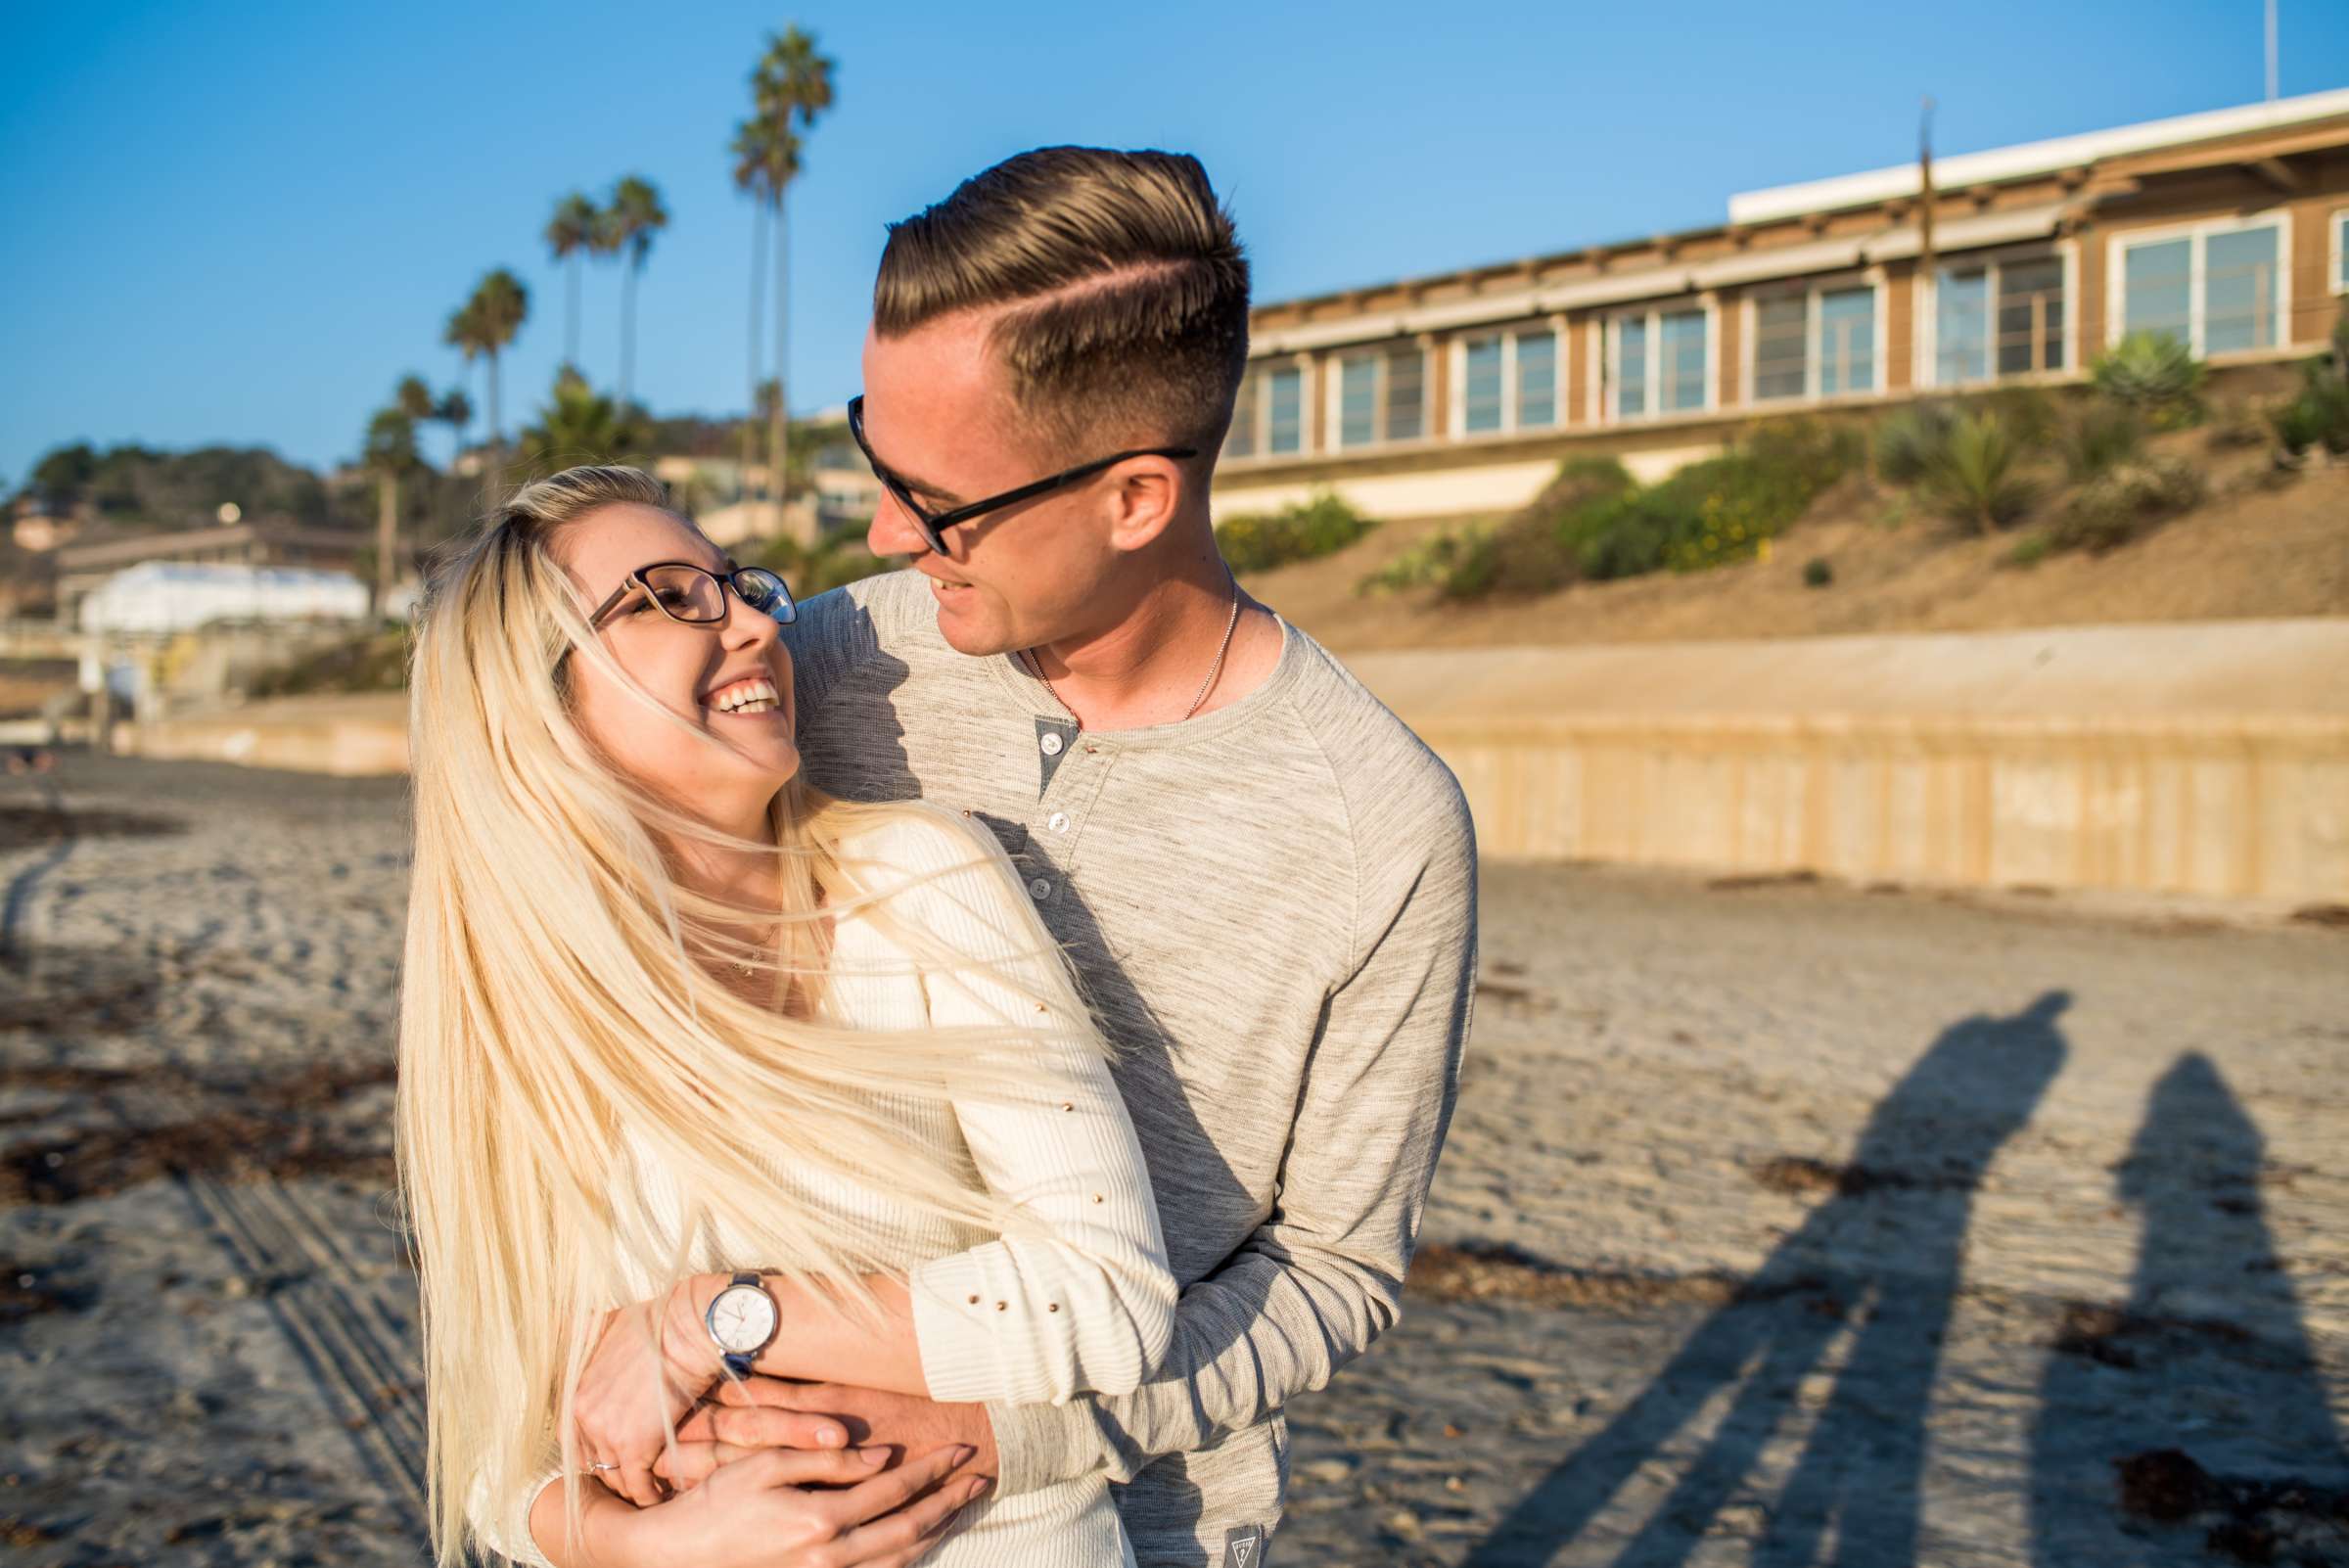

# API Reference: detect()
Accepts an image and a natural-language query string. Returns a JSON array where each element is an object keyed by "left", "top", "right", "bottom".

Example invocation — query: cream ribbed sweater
[{"left": 481, "top": 807, "right": 1175, "bottom": 1567}]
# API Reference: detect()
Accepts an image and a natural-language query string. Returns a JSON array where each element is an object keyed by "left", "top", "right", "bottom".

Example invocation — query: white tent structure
[{"left": 78, "top": 562, "right": 372, "bottom": 635}]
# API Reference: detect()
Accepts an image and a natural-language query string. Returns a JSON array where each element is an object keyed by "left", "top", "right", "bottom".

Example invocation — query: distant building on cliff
[{"left": 1213, "top": 87, "right": 2349, "bottom": 521}]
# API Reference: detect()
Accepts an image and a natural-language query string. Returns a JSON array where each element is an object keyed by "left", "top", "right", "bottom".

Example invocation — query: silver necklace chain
[{"left": 1032, "top": 570, "right": 1241, "bottom": 729}]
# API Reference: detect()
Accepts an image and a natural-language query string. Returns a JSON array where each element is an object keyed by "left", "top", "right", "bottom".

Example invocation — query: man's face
[{"left": 859, "top": 313, "right": 1124, "bottom": 656}]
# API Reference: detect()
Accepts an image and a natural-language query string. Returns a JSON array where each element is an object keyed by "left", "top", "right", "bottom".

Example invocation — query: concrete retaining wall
[
  {"left": 105, "top": 620, "right": 2349, "bottom": 903},
  {"left": 1416, "top": 712, "right": 2348, "bottom": 903}
]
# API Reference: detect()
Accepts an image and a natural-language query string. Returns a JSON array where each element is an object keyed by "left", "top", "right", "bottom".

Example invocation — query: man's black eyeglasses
[
  {"left": 847, "top": 394, "right": 1198, "bottom": 556},
  {"left": 586, "top": 562, "right": 797, "bottom": 630}
]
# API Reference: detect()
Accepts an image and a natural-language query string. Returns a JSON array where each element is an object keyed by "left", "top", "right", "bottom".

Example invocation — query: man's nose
[{"left": 866, "top": 493, "right": 928, "bottom": 559}]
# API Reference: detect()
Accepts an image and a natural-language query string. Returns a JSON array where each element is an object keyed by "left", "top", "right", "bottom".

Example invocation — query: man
[{"left": 732, "top": 147, "right": 1474, "bottom": 1567}]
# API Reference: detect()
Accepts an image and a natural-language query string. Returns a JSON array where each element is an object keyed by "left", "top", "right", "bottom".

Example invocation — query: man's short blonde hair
[{"left": 873, "top": 147, "right": 1251, "bottom": 460}]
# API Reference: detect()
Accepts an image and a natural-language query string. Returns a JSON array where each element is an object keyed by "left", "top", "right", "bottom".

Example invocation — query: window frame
[
  {"left": 1327, "top": 341, "right": 1432, "bottom": 451},
  {"left": 1602, "top": 300, "right": 1718, "bottom": 422},
  {"left": 2330, "top": 208, "right": 2349, "bottom": 298},
  {"left": 1222, "top": 357, "right": 1309, "bottom": 461},
  {"left": 2104, "top": 211, "right": 2292, "bottom": 359},
  {"left": 1920, "top": 242, "right": 2075, "bottom": 390},
  {"left": 1446, "top": 321, "right": 1564, "bottom": 438},
  {"left": 1741, "top": 275, "right": 1886, "bottom": 404}
]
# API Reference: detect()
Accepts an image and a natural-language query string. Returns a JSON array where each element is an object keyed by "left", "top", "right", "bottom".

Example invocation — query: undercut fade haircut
[{"left": 873, "top": 147, "right": 1251, "bottom": 461}]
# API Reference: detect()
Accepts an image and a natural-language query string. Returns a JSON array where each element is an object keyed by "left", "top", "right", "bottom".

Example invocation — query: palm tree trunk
[
  {"left": 745, "top": 202, "right": 767, "bottom": 510},
  {"left": 621, "top": 262, "right": 638, "bottom": 409},
  {"left": 566, "top": 255, "right": 581, "bottom": 373},
  {"left": 770, "top": 189, "right": 792, "bottom": 541},
  {"left": 376, "top": 473, "right": 398, "bottom": 616},
  {"left": 486, "top": 353, "right": 504, "bottom": 506}
]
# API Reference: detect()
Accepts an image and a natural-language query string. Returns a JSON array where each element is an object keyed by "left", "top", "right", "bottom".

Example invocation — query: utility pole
[
  {"left": 1918, "top": 97, "right": 1937, "bottom": 381},
  {"left": 2265, "top": 0, "right": 2279, "bottom": 101}
]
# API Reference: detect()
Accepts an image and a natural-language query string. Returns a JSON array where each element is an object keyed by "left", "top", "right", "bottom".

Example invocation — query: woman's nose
[{"left": 719, "top": 584, "right": 782, "bottom": 650}]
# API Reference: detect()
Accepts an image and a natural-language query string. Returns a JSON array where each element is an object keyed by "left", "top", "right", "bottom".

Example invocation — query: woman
[{"left": 396, "top": 466, "right": 1174, "bottom": 1568}]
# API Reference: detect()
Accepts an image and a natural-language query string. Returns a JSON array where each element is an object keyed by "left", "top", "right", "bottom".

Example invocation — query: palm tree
[
  {"left": 730, "top": 114, "right": 796, "bottom": 507},
  {"left": 394, "top": 374, "right": 436, "bottom": 424},
  {"left": 444, "top": 269, "right": 529, "bottom": 498},
  {"left": 433, "top": 387, "right": 473, "bottom": 468},
  {"left": 545, "top": 192, "right": 600, "bottom": 375},
  {"left": 603, "top": 176, "right": 668, "bottom": 411},
  {"left": 522, "top": 367, "right": 642, "bottom": 479},
  {"left": 363, "top": 403, "right": 419, "bottom": 615},
  {"left": 747, "top": 25, "right": 835, "bottom": 538}
]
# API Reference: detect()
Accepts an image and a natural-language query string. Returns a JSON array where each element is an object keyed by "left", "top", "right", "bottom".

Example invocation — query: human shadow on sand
[
  {"left": 1464, "top": 992, "right": 2073, "bottom": 1568},
  {"left": 2029, "top": 1051, "right": 2349, "bottom": 1564}
]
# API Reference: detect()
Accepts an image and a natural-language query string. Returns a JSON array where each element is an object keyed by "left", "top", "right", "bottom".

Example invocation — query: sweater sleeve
[{"left": 869, "top": 809, "right": 1179, "bottom": 1407}]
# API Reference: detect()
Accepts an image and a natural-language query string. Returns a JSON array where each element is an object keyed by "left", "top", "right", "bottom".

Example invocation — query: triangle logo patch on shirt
[{"left": 1222, "top": 1525, "right": 1265, "bottom": 1568}]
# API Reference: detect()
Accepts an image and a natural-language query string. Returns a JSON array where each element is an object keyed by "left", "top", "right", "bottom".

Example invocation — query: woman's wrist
[{"left": 661, "top": 1274, "right": 722, "bottom": 1386}]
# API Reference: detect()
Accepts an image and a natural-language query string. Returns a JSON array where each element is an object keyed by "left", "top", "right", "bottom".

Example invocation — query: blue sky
[{"left": 4, "top": 0, "right": 2344, "bottom": 486}]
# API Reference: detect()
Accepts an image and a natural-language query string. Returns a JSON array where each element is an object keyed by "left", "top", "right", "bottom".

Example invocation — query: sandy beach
[{"left": 2, "top": 754, "right": 2343, "bottom": 1566}]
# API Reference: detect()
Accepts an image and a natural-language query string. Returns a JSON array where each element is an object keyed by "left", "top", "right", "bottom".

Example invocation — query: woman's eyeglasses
[
  {"left": 847, "top": 394, "right": 1198, "bottom": 556},
  {"left": 586, "top": 562, "right": 798, "bottom": 630}
]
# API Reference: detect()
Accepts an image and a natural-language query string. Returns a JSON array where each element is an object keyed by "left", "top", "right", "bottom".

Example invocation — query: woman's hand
[
  {"left": 624, "top": 1443, "right": 986, "bottom": 1568},
  {"left": 572, "top": 1281, "right": 722, "bottom": 1507}
]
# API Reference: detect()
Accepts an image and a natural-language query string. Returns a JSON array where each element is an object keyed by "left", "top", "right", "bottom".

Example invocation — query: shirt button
[
  {"left": 1039, "top": 732, "right": 1065, "bottom": 757},
  {"left": 1046, "top": 811, "right": 1071, "bottom": 833},
  {"left": 1028, "top": 877, "right": 1053, "bottom": 901}
]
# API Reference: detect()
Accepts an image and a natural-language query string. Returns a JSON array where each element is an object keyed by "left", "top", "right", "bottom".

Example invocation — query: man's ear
[{"left": 1101, "top": 456, "right": 1186, "bottom": 555}]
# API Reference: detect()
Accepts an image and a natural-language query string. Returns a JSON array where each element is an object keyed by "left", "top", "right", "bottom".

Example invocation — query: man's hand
[{"left": 656, "top": 1377, "right": 997, "bottom": 1495}]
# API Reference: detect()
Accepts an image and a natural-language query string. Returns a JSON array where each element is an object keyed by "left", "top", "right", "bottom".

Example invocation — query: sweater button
[
  {"left": 995, "top": 1301, "right": 1008, "bottom": 1312},
  {"left": 1028, "top": 877, "right": 1053, "bottom": 901},
  {"left": 1039, "top": 732, "right": 1064, "bottom": 757}
]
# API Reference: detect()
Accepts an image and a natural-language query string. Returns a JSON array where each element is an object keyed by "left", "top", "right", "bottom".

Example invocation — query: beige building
[{"left": 1212, "top": 87, "right": 2349, "bottom": 520}]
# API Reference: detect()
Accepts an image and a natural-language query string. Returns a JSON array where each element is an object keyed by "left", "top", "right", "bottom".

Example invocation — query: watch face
[{"left": 708, "top": 1283, "right": 778, "bottom": 1355}]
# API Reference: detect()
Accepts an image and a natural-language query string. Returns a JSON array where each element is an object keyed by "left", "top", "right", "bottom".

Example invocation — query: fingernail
[
  {"left": 950, "top": 1444, "right": 976, "bottom": 1465},
  {"left": 858, "top": 1446, "right": 887, "bottom": 1466},
  {"left": 819, "top": 1426, "right": 846, "bottom": 1448},
  {"left": 964, "top": 1477, "right": 991, "bottom": 1501}
]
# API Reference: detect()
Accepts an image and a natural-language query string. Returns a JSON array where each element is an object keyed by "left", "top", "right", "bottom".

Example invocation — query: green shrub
[
  {"left": 1874, "top": 403, "right": 1958, "bottom": 485},
  {"left": 1435, "top": 456, "right": 1634, "bottom": 599},
  {"left": 2090, "top": 332, "right": 2208, "bottom": 429},
  {"left": 2049, "top": 456, "right": 2205, "bottom": 553},
  {"left": 2002, "top": 532, "right": 2053, "bottom": 570},
  {"left": 2268, "top": 356, "right": 2349, "bottom": 457},
  {"left": 2201, "top": 396, "right": 2273, "bottom": 450},
  {"left": 1802, "top": 557, "right": 1833, "bottom": 588},
  {"left": 1216, "top": 490, "right": 1376, "bottom": 574},
  {"left": 2056, "top": 402, "right": 2144, "bottom": 483},
  {"left": 1357, "top": 523, "right": 1489, "bottom": 596},
  {"left": 1918, "top": 410, "right": 2035, "bottom": 533}
]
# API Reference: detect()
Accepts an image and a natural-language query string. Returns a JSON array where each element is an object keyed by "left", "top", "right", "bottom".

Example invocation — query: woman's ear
[{"left": 1102, "top": 456, "right": 1186, "bottom": 555}]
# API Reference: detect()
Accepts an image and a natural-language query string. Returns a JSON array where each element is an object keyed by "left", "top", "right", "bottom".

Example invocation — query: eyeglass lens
[{"left": 639, "top": 565, "right": 794, "bottom": 624}]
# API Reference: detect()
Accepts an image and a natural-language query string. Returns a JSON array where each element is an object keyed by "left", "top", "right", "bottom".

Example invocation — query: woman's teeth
[{"left": 709, "top": 679, "right": 781, "bottom": 715}]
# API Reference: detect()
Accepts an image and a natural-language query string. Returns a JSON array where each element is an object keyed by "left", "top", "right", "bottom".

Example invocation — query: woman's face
[{"left": 553, "top": 504, "right": 799, "bottom": 824}]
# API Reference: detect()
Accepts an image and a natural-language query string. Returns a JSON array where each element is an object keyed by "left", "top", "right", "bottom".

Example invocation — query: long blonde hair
[{"left": 396, "top": 467, "right": 1101, "bottom": 1562}]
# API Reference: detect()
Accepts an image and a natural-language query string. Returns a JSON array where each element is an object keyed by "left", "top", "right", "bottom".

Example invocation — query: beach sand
[{"left": 3, "top": 755, "right": 2343, "bottom": 1566}]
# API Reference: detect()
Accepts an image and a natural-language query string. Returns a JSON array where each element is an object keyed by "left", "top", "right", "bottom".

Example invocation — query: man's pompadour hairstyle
[{"left": 873, "top": 147, "right": 1252, "bottom": 458}]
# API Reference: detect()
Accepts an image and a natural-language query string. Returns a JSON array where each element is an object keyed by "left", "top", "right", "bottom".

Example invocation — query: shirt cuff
[{"left": 984, "top": 1394, "right": 1111, "bottom": 1498}]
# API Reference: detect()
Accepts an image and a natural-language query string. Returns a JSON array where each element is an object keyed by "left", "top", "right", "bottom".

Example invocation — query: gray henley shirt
[{"left": 784, "top": 568, "right": 1477, "bottom": 1567}]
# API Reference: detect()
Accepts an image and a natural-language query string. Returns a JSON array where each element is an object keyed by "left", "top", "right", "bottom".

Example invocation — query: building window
[
  {"left": 1517, "top": 330, "right": 1558, "bottom": 427},
  {"left": 1336, "top": 345, "right": 1427, "bottom": 448},
  {"left": 1935, "top": 253, "right": 2065, "bottom": 385},
  {"left": 1223, "top": 362, "right": 1305, "bottom": 460},
  {"left": 2118, "top": 220, "right": 2283, "bottom": 356},
  {"left": 1607, "top": 307, "right": 1709, "bottom": 419},
  {"left": 1752, "top": 284, "right": 1876, "bottom": 401},
  {"left": 1455, "top": 328, "right": 1558, "bottom": 435},
  {"left": 2333, "top": 210, "right": 2349, "bottom": 294},
  {"left": 1462, "top": 338, "right": 1505, "bottom": 433}
]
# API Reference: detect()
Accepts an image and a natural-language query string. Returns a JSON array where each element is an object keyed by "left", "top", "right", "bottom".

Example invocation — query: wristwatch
[{"left": 703, "top": 1271, "right": 779, "bottom": 1379}]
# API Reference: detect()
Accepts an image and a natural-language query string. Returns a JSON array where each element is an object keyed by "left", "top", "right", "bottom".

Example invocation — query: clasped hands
[{"left": 564, "top": 1275, "right": 998, "bottom": 1568}]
